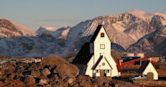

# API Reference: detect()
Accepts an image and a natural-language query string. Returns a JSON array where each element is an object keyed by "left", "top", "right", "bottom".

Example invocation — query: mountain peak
[
  {"left": 0, "top": 18, "right": 35, "bottom": 37},
  {"left": 154, "top": 12, "right": 166, "bottom": 18},
  {"left": 0, "top": 11, "right": 166, "bottom": 57},
  {"left": 128, "top": 9, "right": 152, "bottom": 20},
  {"left": 129, "top": 9, "right": 146, "bottom": 14},
  {"left": 39, "top": 26, "right": 57, "bottom": 31}
]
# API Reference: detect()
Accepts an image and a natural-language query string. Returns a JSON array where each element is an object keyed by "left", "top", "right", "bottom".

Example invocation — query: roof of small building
[
  {"left": 122, "top": 56, "right": 140, "bottom": 62},
  {"left": 138, "top": 60, "right": 151, "bottom": 73}
]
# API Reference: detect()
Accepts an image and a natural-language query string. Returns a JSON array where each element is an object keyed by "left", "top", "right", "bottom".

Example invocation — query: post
[{"left": 140, "top": 57, "right": 142, "bottom": 66}]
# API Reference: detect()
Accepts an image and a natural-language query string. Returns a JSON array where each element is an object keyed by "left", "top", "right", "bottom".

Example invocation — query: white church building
[{"left": 72, "top": 25, "right": 120, "bottom": 77}]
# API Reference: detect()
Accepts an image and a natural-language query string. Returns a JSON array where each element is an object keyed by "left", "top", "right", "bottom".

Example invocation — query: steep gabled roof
[
  {"left": 92, "top": 56, "right": 113, "bottom": 70},
  {"left": 72, "top": 43, "right": 93, "bottom": 64},
  {"left": 72, "top": 25, "right": 112, "bottom": 65},
  {"left": 90, "top": 25, "right": 111, "bottom": 43},
  {"left": 91, "top": 56, "right": 103, "bottom": 70},
  {"left": 104, "top": 57, "right": 113, "bottom": 69},
  {"left": 90, "top": 25, "right": 102, "bottom": 42},
  {"left": 138, "top": 61, "right": 150, "bottom": 73}
]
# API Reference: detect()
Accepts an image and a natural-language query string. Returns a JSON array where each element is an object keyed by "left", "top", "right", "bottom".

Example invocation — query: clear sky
[{"left": 0, "top": 0, "right": 166, "bottom": 30}]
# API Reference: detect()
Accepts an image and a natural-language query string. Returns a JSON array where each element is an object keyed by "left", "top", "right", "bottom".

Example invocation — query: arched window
[{"left": 100, "top": 33, "right": 104, "bottom": 37}]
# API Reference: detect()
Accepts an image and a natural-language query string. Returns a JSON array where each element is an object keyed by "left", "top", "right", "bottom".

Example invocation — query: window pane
[
  {"left": 101, "top": 33, "right": 104, "bottom": 37},
  {"left": 100, "top": 44, "right": 105, "bottom": 49}
]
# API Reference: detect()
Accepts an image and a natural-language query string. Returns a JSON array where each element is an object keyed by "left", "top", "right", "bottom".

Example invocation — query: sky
[{"left": 0, "top": 0, "right": 166, "bottom": 30}]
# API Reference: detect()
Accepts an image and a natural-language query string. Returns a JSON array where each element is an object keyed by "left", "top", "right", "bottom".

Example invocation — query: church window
[
  {"left": 101, "top": 33, "right": 104, "bottom": 37},
  {"left": 100, "top": 44, "right": 105, "bottom": 49},
  {"left": 96, "top": 70, "right": 99, "bottom": 73},
  {"left": 102, "top": 62, "right": 105, "bottom": 66},
  {"left": 103, "top": 70, "right": 105, "bottom": 72}
]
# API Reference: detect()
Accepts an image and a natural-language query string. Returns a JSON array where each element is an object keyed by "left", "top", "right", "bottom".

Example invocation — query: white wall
[
  {"left": 85, "top": 55, "right": 94, "bottom": 77},
  {"left": 143, "top": 62, "right": 158, "bottom": 80},
  {"left": 95, "top": 57, "right": 112, "bottom": 76},
  {"left": 94, "top": 27, "right": 111, "bottom": 62}
]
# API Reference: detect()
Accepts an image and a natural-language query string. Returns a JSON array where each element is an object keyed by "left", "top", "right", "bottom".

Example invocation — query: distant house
[
  {"left": 138, "top": 60, "right": 158, "bottom": 80},
  {"left": 72, "top": 25, "right": 120, "bottom": 77}
]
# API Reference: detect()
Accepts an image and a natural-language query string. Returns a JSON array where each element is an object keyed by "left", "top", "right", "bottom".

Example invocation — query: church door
[
  {"left": 100, "top": 70, "right": 106, "bottom": 77},
  {"left": 147, "top": 72, "right": 154, "bottom": 80}
]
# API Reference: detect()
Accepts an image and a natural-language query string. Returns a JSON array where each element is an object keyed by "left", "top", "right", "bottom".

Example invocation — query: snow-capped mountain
[
  {"left": 0, "top": 19, "right": 35, "bottom": 37},
  {"left": 37, "top": 26, "right": 70, "bottom": 40},
  {"left": 127, "top": 13, "right": 166, "bottom": 56},
  {"left": 0, "top": 20, "right": 70, "bottom": 57},
  {"left": 64, "top": 10, "right": 166, "bottom": 56},
  {"left": 36, "top": 26, "right": 58, "bottom": 36},
  {"left": 0, "top": 10, "right": 166, "bottom": 57}
]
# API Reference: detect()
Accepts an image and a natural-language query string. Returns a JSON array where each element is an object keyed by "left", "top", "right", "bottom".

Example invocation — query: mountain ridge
[
  {"left": 0, "top": 10, "right": 166, "bottom": 57},
  {"left": 0, "top": 19, "right": 35, "bottom": 37}
]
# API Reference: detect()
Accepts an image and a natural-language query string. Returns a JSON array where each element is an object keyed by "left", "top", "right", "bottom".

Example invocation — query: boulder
[
  {"left": 39, "top": 78, "right": 48, "bottom": 85},
  {"left": 24, "top": 75, "right": 36, "bottom": 87},
  {"left": 42, "top": 68, "right": 51, "bottom": 77},
  {"left": 4, "top": 80, "right": 26, "bottom": 87},
  {"left": 41, "top": 55, "right": 79, "bottom": 79}
]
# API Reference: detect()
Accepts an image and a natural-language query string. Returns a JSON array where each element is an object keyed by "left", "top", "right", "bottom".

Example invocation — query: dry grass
[{"left": 133, "top": 80, "right": 166, "bottom": 87}]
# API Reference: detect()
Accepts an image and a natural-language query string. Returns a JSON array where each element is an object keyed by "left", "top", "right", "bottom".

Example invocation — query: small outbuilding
[{"left": 139, "top": 60, "right": 158, "bottom": 80}]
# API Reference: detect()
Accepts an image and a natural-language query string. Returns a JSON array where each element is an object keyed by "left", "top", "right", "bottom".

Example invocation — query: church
[{"left": 72, "top": 25, "right": 120, "bottom": 77}]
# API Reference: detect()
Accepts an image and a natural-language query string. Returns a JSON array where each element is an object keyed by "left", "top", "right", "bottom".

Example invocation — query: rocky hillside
[
  {"left": 0, "top": 55, "right": 138, "bottom": 87},
  {"left": 127, "top": 13, "right": 166, "bottom": 56},
  {"left": 66, "top": 10, "right": 154, "bottom": 50},
  {"left": 0, "top": 19, "right": 70, "bottom": 57},
  {"left": 0, "top": 10, "right": 166, "bottom": 57}
]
